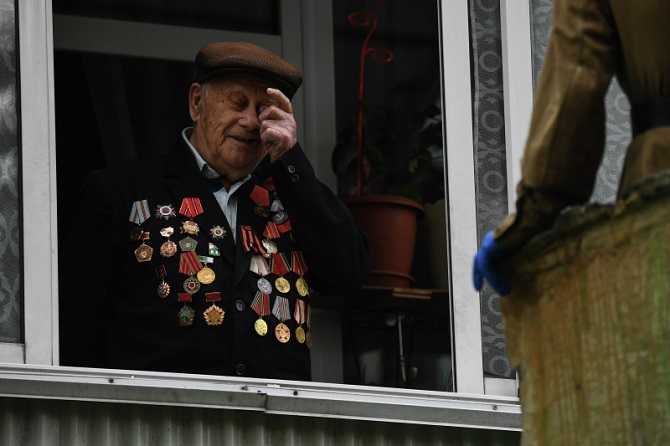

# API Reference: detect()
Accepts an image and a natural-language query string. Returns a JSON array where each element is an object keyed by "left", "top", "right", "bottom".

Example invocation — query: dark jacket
[{"left": 60, "top": 139, "right": 371, "bottom": 380}]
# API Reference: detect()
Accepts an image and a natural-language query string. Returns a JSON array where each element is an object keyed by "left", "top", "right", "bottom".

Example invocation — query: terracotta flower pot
[{"left": 342, "top": 194, "right": 424, "bottom": 288}]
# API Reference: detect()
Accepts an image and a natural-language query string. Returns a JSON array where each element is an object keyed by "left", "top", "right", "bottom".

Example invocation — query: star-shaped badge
[{"left": 210, "top": 225, "right": 227, "bottom": 239}]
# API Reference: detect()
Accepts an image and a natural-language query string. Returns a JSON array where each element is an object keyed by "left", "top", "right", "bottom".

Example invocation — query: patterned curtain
[
  {"left": 469, "top": 0, "right": 512, "bottom": 378},
  {"left": 0, "top": 0, "right": 22, "bottom": 343}
]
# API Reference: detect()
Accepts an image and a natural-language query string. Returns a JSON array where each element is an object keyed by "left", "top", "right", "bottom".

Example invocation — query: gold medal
[
  {"left": 295, "top": 325, "right": 306, "bottom": 344},
  {"left": 275, "top": 276, "right": 291, "bottom": 294},
  {"left": 296, "top": 277, "right": 309, "bottom": 296},
  {"left": 197, "top": 266, "right": 216, "bottom": 285},
  {"left": 134, "top": 243, "right": 153, "bottom": 262},
  {"left": 203, "top": 304, "right": 225, "bottom": 326},
  {"left": 306, "top": 331, "right": 312, "bottom": 349},
  {"left": 178, "top": 304, "right": 195, "bottom": 327},
  {"left": 275, "top": 322, "right": 291, "bottom": 343},
  {"left": 254, "top": 318, "right": 268, "bottom": 336}
]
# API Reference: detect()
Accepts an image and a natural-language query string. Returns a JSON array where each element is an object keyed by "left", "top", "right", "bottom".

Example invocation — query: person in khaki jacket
[{"left": 473, "top": 0, "right": 670, "bottom": 294}]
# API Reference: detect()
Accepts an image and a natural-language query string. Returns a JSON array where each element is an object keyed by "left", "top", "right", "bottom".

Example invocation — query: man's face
[{"left": 189, "top": 76, "right": 276, "bottom": 184}]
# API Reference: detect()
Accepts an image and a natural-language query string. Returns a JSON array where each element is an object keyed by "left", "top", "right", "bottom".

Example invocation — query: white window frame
[{"left": 2, "top": 0, "right": 523, "bottom": 427}]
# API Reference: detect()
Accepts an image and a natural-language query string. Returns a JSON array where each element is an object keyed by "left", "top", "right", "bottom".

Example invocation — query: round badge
[
  {"left": 275, "top": 322, "right": 291, "bottom": 343},
  {"left": 197, "top": 267, "right": 216, "bottom": 285},
  {"left": 157, "top": 280, "right": 170, "bottom": 299},
  {"left": 272, "top": 211, "right": 289, "bottom": 224},
  {"left": 295, "top": 325, "right": 306, "bottom": 344},
  {"left": 275, "top": 276, "right": 291, "bottom": 294},
  {"left": 183, "top": 276, "right": 201, "bottom": 294},
  {"left": 160, "top": 240, "right": 177, "bottom": 258},
  {"left": 257, "top": 277, "right": 273, "bottom": 294},
  {"left": 254, "top": 318, "right": 268, "bottom": 336},
  {"left": 296, "top": 277, "right": 309, "bottom": 296}
]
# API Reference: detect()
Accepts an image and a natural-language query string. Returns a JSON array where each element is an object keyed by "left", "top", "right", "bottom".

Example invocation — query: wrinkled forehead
[{"left": 202, "top": 74, "right": 278, "bottom": 96}]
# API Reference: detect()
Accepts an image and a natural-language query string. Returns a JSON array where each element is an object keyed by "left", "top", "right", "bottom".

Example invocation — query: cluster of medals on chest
[{"left": 127, "top": 178, "right": 312, "bottom": 347}]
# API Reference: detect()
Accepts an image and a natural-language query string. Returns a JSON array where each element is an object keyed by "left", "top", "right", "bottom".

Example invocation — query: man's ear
[{"left": 188, "top": 83, "right": 203, "bottom": 122}]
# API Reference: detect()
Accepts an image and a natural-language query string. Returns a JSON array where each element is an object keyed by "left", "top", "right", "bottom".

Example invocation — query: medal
[
  {"left": 178, "top": 236, "right": 198, "bottom": 252},
  {"left": 179, "top": 198, "right": 203, "bottom": 235},
  {"left": 294, "top": 299, "right": 306, "bottom": 344},
  {"left": 208, "top": 242, "right": 221, "bottom": 257},
  {"left": 257, "top": 277, "right": 273, "bottom": 294},
  {"left": 134, "top": 232, "right": 153, "bottom": 262},
  {"left": 250, "top": 185, "right": 271, "bottom": 218},
  {"left": 292, "top": 252, "right": 309, "bottom": 296},
  {"left": 156, "top": 265, "right": 170, "bottom": 299},
  {"left": 177, "top": 293, "right": 195, "bottom": 327},
  {"left": 270, "top": 253, "right": 291, "bottom": 293},
  {"left": 197, "top": 255, "right": 216, "bottom": 285},
  {"left": 275, "top": 323, "right": 290, "bottom": 343},
  {"left": 261, "top": 239, "right": 277, "bottom": 254},
  {"left": 130, "top": 226, "right": 144, "bottom": 241},
  {"left": 154, "top": 204, "right": 176, "bottom": 220},
  {"left": 210, "top": 225, "right": 227, "bottom": 239},
  {"left": 272, "top": 296, "right": 291, "bottom": 343},
  {"left": 203, "top": 292, "right": 224, "bottom": 326},
  {"left": 275, "top": 277, "right": 290, "bottom": 294},
  {"left": 159, "top": 227, "right": 177, "bottom": 258},
  {"left": 306, "top": 331, "right": 312, "bottom": 349},
  {"left": 255, "top": 318, "right": 268, "bottom": 336},
  {"left": 251, "top": 291, "right": 270, "bottom": 336},
  {"left": 295, "top": 325, "right": 306, "bottom": 344},
  {"left": 272, "top": 211, "right": 289, "bottom": 224},
  {"left": 183, "top": 276, "right": 201, "bottom": 294}
]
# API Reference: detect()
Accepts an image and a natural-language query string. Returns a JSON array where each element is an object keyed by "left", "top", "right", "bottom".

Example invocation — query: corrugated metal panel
[{"left": 0, "top": 398, "right": 521, "bottom": 446}]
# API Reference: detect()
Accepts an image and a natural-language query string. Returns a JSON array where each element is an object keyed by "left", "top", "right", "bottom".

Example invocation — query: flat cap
[{"left": 193, "top": 42, "right": 303, "bottom": 99}]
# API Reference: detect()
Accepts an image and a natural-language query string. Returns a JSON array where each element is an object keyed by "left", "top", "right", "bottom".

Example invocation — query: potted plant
[{"left": 332, "top": 11, "right": 443, "bottom": 288}]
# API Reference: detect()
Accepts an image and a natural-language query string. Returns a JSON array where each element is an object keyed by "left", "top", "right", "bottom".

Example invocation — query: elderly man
[
  {"left": 60, "top": 42, "right": 371, "bottom": 381},
  {"left": 473, "top": 0, "right": 670, "bottom": 294}
]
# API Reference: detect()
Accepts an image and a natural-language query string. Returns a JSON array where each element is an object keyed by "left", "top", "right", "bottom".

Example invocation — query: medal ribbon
[
  {"left": 272, "top": 296, "right": 290, "bottom": 322},
  {"left": 250, "top": 255, "right": 271, "bottom": 276},
  {"left": 179, "top": 251, "right": 202, "bottom": 275},
  {"left": 270, "top": 199, "right": 284, "bottom": 212},
  {"left": 270, "top": 253, "right": 291, "bottom": 276},
  {"left": 241, "top": 226, "right": 268, "bottom": 256},
  {"left": 251, "top": 291, "right": 270, "bottom": 317},
  {"left": 278, "top": 220, "right": 292, "bottom": 233},
  {"left": 179, "top": 198, "right": 204, "bottom": 219},
  {"left": 263, "top": 222, "right": 281, "bottom": 239},
  {"left": 250, "top": 185, "right": 270, "bottom": 207},
  {"left": 156, "top": 265, "right": 167, "bottom": 280},
  {"left": 292, "top": 251, "right": 308, "bottom": 275},
  {"left": 205, "top": 292, "right": 221, "bottom": 302},
  {"left": 262, "top": 177, "right": 275, "bottom": 192},
  {"left": 294, "top": 299, "right": 306, "bottom": 325},
  {"left": 178, "top": 293, "right": 192, "bottom": 302},
  {"left": 129, "top": 199, "right": 151, "bottom": 225},
  {"left": 198, "top": 255, "right": 214, "bottom": 265}
]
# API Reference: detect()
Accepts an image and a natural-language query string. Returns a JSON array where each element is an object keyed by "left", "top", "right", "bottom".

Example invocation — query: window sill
[{"left": 0, "top": 363, "right": 521, "bottom": 431}]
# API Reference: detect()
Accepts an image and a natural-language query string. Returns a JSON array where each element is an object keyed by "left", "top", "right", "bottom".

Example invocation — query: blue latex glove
[{"left": 473, "top": 231, "right": 511, "bottom": 295}]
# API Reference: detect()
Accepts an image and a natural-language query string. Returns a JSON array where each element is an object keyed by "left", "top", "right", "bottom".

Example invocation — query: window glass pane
[
  {"left": 0, "top": 0, "right": 22, "bottom": 343},
  {"left": 468, "top": 0, "right": 513, "bottom": 379},
  {"left": 332, "top": 1, "right": 451, "bottom": 391},
  {"left": 52, "top": 0, "right": 279, "bottom": 34}
]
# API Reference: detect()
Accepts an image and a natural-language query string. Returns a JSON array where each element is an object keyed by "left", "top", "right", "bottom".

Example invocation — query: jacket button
[
  {"left": 235, "top": 364, "right": 246, "bottom": 376},
  {"left": 235, "top": 300, "right": 245, "bottom": 311},
  {"left": 288, "top": 165, "right": 296, "bottom": 173},
  {"left": 291, "top": 174, "right": 300, "bottom": 183}
]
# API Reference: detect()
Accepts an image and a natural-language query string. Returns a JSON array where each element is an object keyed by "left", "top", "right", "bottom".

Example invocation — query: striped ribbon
[
  {"left": 178, "top": 251, "right": 202, "bottom": 275},
  {"left": 241, "top": 226, "right": 268, "bottom": 256},
  {"left": 250, "top": 185, "right": 270, "bottom": 207},
  {"left": 129, "top": 199, "right": 150, "bottom": 225},
  {"left": 294, "top": 299, "right": 306, "bottom": 325},
  {"left": 270, "top": 253, "right": 291, "bottom": 276},
  {"left": 272, "top": 296, "right": 290, "bottom": 322},
  {"left": 263, "top": 222, "right": 281, "bottom": 239},
  {"left": 292, "top": 251, "right": 308, "bottom": 275},
  {"left": 179, "top": 197, "right": 203, "bottom": 219},
  {"left": 251, "top": 291, "right": 270, "bottom": 317},
  {"left": 250, "top": 255, "right": 271, "bottom": 276}
]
